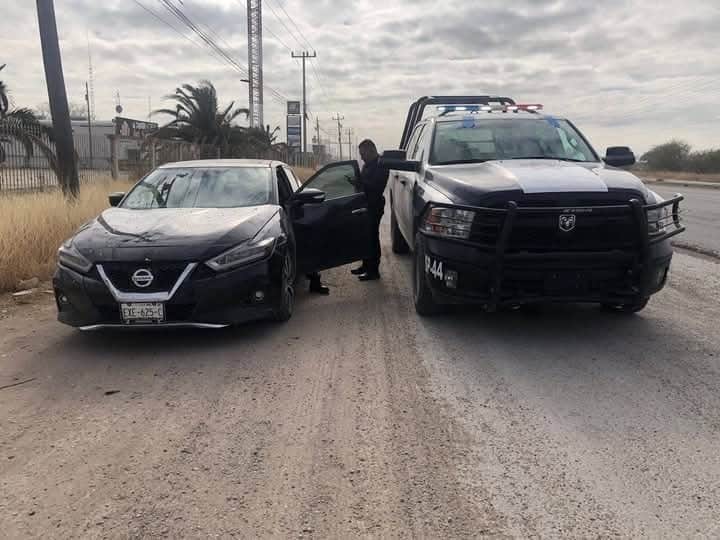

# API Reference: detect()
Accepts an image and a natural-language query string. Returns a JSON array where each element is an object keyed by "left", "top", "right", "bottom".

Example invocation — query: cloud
[{"left": 1, "top": 0, "right": 717, "bottom": 155}]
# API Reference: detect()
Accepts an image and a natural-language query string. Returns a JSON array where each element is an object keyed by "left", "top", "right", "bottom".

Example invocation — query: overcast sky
[{"left": 2, "top": 0, "right": 719, "bottom": 156}]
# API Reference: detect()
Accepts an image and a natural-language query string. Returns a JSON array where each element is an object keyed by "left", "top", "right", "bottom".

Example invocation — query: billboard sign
[{"left": 287, "top": 101, "right": 301, "bottom": 115}]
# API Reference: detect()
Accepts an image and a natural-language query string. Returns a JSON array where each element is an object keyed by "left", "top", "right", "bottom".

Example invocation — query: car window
[
  {"left": 413, "top": 124, "right": 431, "bottom": 162},
  {"left": 121, "top": 167, "right": 272, "bottom": 209},
  {"left": 406, "top": 124, "right": 425, "bottom": 158},
  {"left": 302, "top": 163, "right": 359, "bottom": 200},
  {"left": 282, "top": 166, "right": 301, "bottom": 191},
  {"left": 430, "top": 118, "right": 598, "bottom": 165},
  {"left": 276, "top": 170, "right": 293, "bottom": 205}
]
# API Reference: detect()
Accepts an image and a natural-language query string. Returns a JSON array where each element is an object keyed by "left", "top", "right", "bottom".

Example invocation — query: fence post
[
  {"left": 109, "top": 135, "right": 119, "bottom": 180},
  {"left": 150, "top": 142, "right": 157, "bottom": 170}
]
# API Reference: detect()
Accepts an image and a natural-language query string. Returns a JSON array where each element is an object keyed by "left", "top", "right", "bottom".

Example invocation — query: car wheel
[
  {"left": 602, "top": 297, "right": 650, "bottom": 314},
  {"left": 391, "top": 205, "right": 410, "bottom": 254},
  {"left": 272, "top": 250, "right": 295, "bottom": 322},
  {"left": 413, "top": 236, "right": 442, "bottom": 317}
]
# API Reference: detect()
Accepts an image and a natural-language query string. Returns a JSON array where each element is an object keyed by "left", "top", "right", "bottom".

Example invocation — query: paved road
[
  {"left": 2, "top": 223, "right": 720, "bottom": 538},
  {"left": 652, "top": 184, "right": 720, "bottom": 255}
]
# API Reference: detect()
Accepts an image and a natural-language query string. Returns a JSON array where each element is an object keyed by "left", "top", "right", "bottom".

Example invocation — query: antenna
[{"left": 86, "top": 31, "right": 96, "bottom": 120}]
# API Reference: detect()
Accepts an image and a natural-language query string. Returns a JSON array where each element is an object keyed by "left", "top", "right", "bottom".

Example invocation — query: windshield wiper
[
  {"left": 508, "top": 156, "right": 590, "bottom": 163},
  {"left": 433, "top": 159, "right": 489, "bottom": 166}
]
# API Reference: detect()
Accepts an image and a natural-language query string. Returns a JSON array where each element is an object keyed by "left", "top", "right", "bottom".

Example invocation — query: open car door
[{"left": 290, "top": 161, "right": 372, "bottom": 275}]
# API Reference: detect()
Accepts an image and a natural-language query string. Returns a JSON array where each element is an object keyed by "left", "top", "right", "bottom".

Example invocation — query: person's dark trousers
[{"left": 362, "top": 203, "right": 385, "bottom": 275}]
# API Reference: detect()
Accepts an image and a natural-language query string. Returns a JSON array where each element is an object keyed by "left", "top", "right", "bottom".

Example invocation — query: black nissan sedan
[{"left": 53, "top": 159, "right": 371, "bottom": 329}]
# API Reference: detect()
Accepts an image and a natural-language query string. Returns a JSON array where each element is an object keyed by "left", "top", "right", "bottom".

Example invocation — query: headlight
[
  {"left": 422, "top": 207, "right": 476, "bottom": 240},
  {"left": 647, "top": 195, "right": 671, "bottom": 235},
  {"left": 206, "top": 220, "right": 277, "bottom": 272},
  {"left": 57, "top": 240, "right": 93, "bottom": 273}
]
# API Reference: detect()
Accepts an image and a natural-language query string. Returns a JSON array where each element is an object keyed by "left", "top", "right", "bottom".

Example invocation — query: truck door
[{"left": 398, "top": 123, "right": 429, "bottom": 242}]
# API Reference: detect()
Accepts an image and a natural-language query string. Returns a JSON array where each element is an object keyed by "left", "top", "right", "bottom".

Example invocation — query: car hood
[
  {"left": 427, "top": 160, "right": 652, "bottom": 206},
  {"left": 72, "top": 205, "right": 278, "bottom": 262}
]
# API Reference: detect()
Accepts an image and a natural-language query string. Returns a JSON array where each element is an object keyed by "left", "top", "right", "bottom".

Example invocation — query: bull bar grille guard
[{"left": 420, "top": 195, "right": 685, "bottom": 308}]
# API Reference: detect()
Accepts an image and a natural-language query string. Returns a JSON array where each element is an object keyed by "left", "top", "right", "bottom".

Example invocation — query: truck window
[{"left": 430, "top": 118, "right": 598, "bottom": 165}]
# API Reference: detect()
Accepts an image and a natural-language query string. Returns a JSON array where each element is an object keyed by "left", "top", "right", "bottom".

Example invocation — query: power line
[
  {"left": 156, "top": 0, "right": 289, "bottom": 104},
  {"left": 271, "top": 0, "right": 314, "bottom": 50},
  {"left": 264, "top": 0, "right": 307, "bottom": 51},
  {"left": 232, "top": 0, "right": 294, "bottom": 53}
]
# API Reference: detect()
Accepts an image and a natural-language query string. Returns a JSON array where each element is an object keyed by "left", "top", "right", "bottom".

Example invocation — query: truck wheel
[
  {"left": 413, "top": 236, "right": 442, "bottom": 316},
  {"left": 391, "top": 206, "right": 410, "bottom": 254},
  {"left": 602, "top": 297, "right": 650, "bottom": 314}
]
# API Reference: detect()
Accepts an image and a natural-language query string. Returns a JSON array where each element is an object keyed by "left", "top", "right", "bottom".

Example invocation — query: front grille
[
  {"left": 469, "top": 201, "right": 639, "bottom": 252},
  {"left": 101, "top": 261, "right": 188, "bottom": 293}
]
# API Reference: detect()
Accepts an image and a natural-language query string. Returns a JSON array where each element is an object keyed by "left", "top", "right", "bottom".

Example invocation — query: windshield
[
  {"left": 121, "top": 167, "right": 272, "bottom": 209},
  {"left": 430, "top": 118, "right": 598, "bottom": 165}
]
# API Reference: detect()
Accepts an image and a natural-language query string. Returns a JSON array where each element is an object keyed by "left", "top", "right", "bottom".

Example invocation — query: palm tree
[
  {"left": 0, "top": 64, "right": 58, "bottom": 175},
  {"left": 152, "top": 81, "right": 249, "bottom": 156},
  {"left": 239, "top": 125, "right": 284, "bottom": 157}
]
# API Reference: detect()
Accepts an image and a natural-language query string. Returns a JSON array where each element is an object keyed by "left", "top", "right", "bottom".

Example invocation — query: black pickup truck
[{"left": 381, "top": 96, "right": 685, "bottom": 316}]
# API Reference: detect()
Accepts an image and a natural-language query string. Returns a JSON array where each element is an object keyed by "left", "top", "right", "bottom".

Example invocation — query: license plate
[{"left": 120, "top": 303, "right": 165, "bottom": 324}]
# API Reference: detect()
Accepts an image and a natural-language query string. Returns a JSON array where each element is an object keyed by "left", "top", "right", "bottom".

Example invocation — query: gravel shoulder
[{"left": 1, "top": 229, "right": 719, "bottom": 538}]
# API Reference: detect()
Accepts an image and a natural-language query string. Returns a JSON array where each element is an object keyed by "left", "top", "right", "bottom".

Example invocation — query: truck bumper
[{"left": 420, "top": 234, "right": 673, "bottom": 307}]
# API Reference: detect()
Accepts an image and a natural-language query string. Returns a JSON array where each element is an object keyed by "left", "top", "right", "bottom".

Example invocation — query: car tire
[
  {"left": 272, "top": 249, "right": 296, "bottom": 322},
  {"left": 391, "top": 205, "right": 410, "bottom": 254},
  {"left": 602, "top": 297, "right": 650, "bottom": 314},
  {"left": 413, "top": 236, "right": 442, "bottom": 317}
]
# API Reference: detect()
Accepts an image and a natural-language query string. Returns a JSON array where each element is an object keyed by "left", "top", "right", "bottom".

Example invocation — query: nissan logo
[{"left": 131, "top": 268, "right": 154, "bottom": 288}]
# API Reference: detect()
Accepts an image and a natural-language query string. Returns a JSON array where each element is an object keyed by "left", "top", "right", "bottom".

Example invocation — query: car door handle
[
  {"left": 399, "top": 179, "right": 407, "bottom": 186},
  {"left": 352, "top": 208, "right": 368, "bottom": 215}
]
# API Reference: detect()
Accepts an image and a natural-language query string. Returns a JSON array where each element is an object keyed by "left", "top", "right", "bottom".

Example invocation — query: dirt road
[{"left": 2, "top": 228, "right": 720, "bottom": 538}]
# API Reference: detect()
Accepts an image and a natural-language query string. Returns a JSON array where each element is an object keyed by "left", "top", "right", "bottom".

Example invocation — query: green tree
[
  {"left": 641, "top": 140, "right": 691, "bottom": 171},
  {"left": 152, "top": 81, "right": 249, "bottom": 155},
  {"left": 0, "top": 64, "right": 59, "bottom": 175}
]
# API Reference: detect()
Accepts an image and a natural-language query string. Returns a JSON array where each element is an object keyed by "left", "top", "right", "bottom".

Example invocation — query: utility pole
[
  {"left": 332, "top": 113, "right": 344, "bottom": 160},
  {"left": 85, "top": 81, "right": 93, "bottom": 172},
  {"left": 37, "top": 0, "right": 79, "bottom": 198},
  {"left": 291, "top": 51, "right": 317, "bottom": 154},
  {"left": 346, "top": 128, "right": 354, "bottom": 160}
]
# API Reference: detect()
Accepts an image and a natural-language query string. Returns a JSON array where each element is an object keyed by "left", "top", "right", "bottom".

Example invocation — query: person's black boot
[
  {"left": 309, "top": 278, "right": 330, "bottom": 295},
  {"left": 358, "top": 271, "right": 381, "bottom": 282},
  {"left": 350, "top": 265, "right": 366, "bottom": 275}
]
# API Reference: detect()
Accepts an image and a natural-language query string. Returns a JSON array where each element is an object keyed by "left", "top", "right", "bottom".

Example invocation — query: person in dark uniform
[
  {"left": 307, "top": 271, "right": 329, "bottom": 295},
  {"left": 351, "top": 139, "right": 389, "bottom": 281}
]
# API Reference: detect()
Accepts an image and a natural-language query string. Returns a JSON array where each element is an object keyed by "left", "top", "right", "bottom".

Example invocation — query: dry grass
[
  {"left": 293, "top": 167, "right": 316, "bottom": 182},
  {"left": 0, "top": 178, "right": 134, "bottom": 292}
]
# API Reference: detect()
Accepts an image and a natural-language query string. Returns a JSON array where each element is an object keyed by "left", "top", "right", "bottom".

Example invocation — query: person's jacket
[{"left": 359, "top": 157, "right": 389, "bottom": 209}]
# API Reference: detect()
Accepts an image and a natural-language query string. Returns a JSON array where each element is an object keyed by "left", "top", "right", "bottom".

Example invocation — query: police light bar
[
  {"left": 438, "top": 103, "right": 543, "bottom": 114},
  {"left": 506, "top": 104, "right": 543, "bottom": 112}
]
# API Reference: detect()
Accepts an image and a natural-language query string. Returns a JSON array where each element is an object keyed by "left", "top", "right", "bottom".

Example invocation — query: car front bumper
[
  {"left": 53, "top": 255, "right": 285, "bottom": 329},
  {"left": 420, "top": 233, "right": 674, "bottom": 307}
]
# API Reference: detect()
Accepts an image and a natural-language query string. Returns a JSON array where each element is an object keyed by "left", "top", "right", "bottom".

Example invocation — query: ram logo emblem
[{"left": 559, "top": 214, "right": 577, "bottom": 232}]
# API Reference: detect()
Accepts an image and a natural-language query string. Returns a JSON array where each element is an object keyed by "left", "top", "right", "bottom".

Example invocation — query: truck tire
[
  {"left": 391, "top": 206, "right": 410, "bottom": 254},
  {"left": 602, "top": 297, "right": 650, "bottom": 314},
  {"left": 413, "top": 236, "right": 442, "bottom": 316}
]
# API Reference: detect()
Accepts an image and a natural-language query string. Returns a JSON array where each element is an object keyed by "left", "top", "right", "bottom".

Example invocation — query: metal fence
[
  {"left": 0, "top": 121, "right": 111, "bottom": 192},
  {"left": 1, "top": 123, "right": 327, "bottom": 193}
]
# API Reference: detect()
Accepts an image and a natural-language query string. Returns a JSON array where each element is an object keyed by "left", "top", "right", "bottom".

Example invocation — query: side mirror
[
  {"left": 108, "top": 192, "right": 125, "bottom": 207},
  {"left": 604, "top": 146, "right": 636, "bottom": 168},
  {"left": 379, "top": 150, "right": 421, "bottom": 173},
  {"left": 293, "top": 188, "right": 326, "bottom": 205}
]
